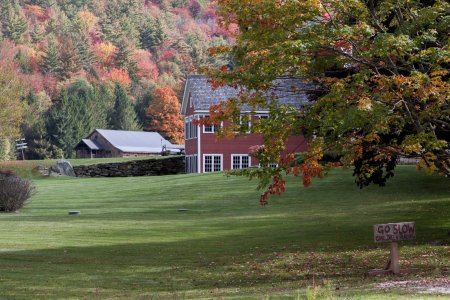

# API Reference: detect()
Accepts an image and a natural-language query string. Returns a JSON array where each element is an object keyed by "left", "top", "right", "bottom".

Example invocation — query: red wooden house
[{"left": 181, "top": 75, "right": 311, "bottom": 173}]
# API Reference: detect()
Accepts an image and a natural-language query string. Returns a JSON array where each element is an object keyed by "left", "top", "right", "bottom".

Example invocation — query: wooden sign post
[{"left": 370, "top": 222, "right": 416, "bottom": 275}]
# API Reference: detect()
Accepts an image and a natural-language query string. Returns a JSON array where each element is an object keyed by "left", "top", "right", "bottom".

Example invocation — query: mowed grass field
[{"left": 0, "top": 165, "right": 448, "bottom": 299}]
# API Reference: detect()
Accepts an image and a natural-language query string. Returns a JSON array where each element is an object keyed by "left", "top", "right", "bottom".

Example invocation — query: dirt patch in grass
[{"left": 375, "top": 277, "right": 450, "bottom": 295}]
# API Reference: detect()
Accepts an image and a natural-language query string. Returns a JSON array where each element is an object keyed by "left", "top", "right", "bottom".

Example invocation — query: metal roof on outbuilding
[
  {"left": 79, "top": 139, "right": 103, "bottom": 150},
  {"left": 181, "top": 75, "right": 313, "bottom": 115},
  {"left": 92, "top": 129, "right": 184, "bottom": 153}
]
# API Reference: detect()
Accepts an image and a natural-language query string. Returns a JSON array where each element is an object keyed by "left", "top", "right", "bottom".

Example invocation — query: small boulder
[{"left": 51, "top": 160, "right": 76, "bottom": 177}]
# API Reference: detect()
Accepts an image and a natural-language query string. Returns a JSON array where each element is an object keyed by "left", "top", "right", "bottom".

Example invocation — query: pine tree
[
  {"left": 76, "top": 34, "right": 95, "bottom": 70},
  {"left": 0, "top": 1, "right": 12, "bottom": 38},
  {"left": 4, "top": 4, "right": 28, "bottom": 43},
  {"left": 140, "top": 16, "right": 166, "bottom": 55},
  {"left": 48, "top": 79, "right": 111, "bottom": 157},
  {"left": 41, "top": 36, "right": 62, "bottom": 77},
  {"left": 21, "top": 91, "right": 55, "bottom": 159},
  {"left": 110, "top": 84, "right": 141, "bottom": 131},
  {"left": 47, "top": 89, "right": 76, "bottom": 157},
  {"left": 115, "top": 38, "right": 138, "bottom": 83},
  {"left": 92, "top": 84, "right": 114, "bottom": 129},
  {"left": 15, "top": 49, "right": 31, "bottom": 74},
  {"left": 100, "top": 18, "right": 121, "bottom": 44},
  {"left": 30, "top": 24, "right": 44, "bottom": 43}
]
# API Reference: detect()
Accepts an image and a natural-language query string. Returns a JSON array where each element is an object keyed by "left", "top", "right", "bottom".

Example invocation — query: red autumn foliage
[
  {"left": 42, "top": 74, "right": 58, "bottom": 98},
  {"left": 133, "top": 49, "right": 159, "bottom": 80},
  {"left": 24, "top": 5, "right": 48, "bottom": 22},
  {"left": 159, "top": 50, "right": 174, "bottom": 62},
  {"left": 20, "top": 72, "right": 45, "bottom": 94},
  {"left": 146, "top": 87, "right": 184, "bottom": 144},
  {"left": 103, "top": 68, "right": 132, "bottom": 88},
  {"left": 259, "top": 153, "right": 322, "bottom": 206}
]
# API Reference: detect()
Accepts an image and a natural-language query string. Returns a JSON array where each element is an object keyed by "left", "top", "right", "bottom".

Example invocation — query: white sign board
[{"left": 374, "top": 222, "right": 416, "bottom": 243}]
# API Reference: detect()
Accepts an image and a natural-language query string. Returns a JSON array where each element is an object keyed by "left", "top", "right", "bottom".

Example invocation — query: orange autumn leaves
[{"left": 146, "top": 87, "right": 184, "bottom": 145}]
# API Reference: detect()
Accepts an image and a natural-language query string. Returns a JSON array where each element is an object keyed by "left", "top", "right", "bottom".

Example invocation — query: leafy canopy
[{"left": 208, "top": 0, "right": 450, "bottom": 203}]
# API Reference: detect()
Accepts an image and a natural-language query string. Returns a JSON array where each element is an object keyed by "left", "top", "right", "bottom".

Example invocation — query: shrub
[{"left": 0, "top": 170, "right": 35, "bottom": 212}]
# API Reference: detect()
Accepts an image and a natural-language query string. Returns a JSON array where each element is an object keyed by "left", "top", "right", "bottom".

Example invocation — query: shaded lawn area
[{"left": 0, "top": 166, "right": 448, "bottom": 299}]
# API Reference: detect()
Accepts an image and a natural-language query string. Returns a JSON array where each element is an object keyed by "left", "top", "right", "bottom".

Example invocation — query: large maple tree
[
  {"left": 146, "top": 87, "right": 184, "bottom": 144},
  {"left": 207, "top": 0, "right": 449, "bottom": 203}
]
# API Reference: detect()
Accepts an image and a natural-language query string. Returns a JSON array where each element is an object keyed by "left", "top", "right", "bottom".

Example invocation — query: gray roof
[
  {"left": 93, "top": 129, "right": 184, "bottom": 154},
  {"left": 181, "top": 75, "right": 312, "bottom": 115},
  {"left": 81, "top": 139, "right": 103, "bottom": 150}
]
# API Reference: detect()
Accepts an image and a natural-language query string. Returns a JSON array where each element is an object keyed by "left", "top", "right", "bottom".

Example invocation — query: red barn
[{"left": 181, "top": 75, "right": 311, "bottom": 173}]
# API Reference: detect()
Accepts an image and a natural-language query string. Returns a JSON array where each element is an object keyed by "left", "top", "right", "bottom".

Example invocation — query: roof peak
[{"left": 96, "top": 129, "right": 160, "bottom": 134}]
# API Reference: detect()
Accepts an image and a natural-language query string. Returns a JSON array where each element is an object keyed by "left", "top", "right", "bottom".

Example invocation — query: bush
[
  {"left": 320, "top": 151, "right": 343, "bottom": 163},
  {"left": 0, "top": 171, "right": 34, "bottom": 212}
]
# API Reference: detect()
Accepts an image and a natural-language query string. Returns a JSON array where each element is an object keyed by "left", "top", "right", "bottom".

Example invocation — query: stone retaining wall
[{"left": 73, "top": 156, "right": 185, "bottom": 177}]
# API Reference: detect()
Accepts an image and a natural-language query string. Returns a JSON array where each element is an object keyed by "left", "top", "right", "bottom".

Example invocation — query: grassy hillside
[{"left": 0, "top": 167, "right": 448, "bottom": 298}]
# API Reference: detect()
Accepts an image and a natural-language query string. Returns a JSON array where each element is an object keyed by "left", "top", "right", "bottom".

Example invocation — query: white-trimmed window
[
  {"left": 200, "top": 115, "right": 221, "bottom": 133},
  {"left": 184, "top": 116, "right": 198, "bottom": 140},
  {"left": 259, "top": 162, "right": 278, "bottom": 168},
  {"left": 238, "top": 114, "right": 251, "bottom": 133},
  {"left": 203, "top": 154, "right": 222, "bottom": 173},
  {"left": 185, "top": 155, "right": 198, "bottom": 173},
  {"left": 250, "top": 114, "right": 269, "bottom": 133},
  {"left": 231, "top": 154, "right": 250, "bottom": 169}
]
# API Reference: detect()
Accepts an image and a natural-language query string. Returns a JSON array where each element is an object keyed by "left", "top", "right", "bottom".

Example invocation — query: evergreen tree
[
  {"left": 48, "top": 78, "right": 110, "bottom": 157},
  {"left": 140, "top": 16, "right": 166, "bottom": 55},
  {"left": 135, "top": 90, "right": 155, "bottom": 126},
  {"left": 100, "top": 18, "right": 121, "bottom": 44},
  {"left": 120, "top": 18, "right": 141, "bottom": 48},
  {"left": 47, "top": 89, "right": 76, "bottom": 157},
  {"left": 110, "top": 84, "right": 141, "bottom": 131},
  {"left": 46, "top": 6, "right": 73, "bottom": 37},
  {"left": 115, "top": 38, "right": 138, "bottom": 83},
  {"left": 185, "top": 31, "right": 208, "bottom": 67},
  {"left": 41, "top": 36, "right": 62, "bottom": 76},
  {"left": 28, "top": 0, "right": 54, "bottom": 9},
  {"left": 0, "top": 1, "right": 12, "bottom": 39},
  {"left": 22, "top": 91, "right": 54, "bottom": 159},
  {"left": 4, "top": 4, "right": 28, "bottom": 43},
  {"left": 91, "top": 84, "right": 113, "bottom": 130},
  {"left": 30, "top": 24, "right": 44, "bottom": 43},
  {"left": 76, "top": 34, "right": 95, "bottom": 70},
  {"left": 15, "top": 49, "right": 31, "bottom": 74}
]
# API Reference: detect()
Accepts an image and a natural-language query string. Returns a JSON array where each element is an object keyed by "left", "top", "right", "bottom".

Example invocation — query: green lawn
[{"left": 0, "top": 166, "right": 448, "bottom": 299}]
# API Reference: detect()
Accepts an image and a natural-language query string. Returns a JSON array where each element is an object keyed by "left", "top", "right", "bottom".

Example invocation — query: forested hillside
[{"left": 0, "top": 0, "right": 232, "bottom": 159}]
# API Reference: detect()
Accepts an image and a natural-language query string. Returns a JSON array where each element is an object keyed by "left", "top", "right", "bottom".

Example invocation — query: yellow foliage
[
  {"left": 402, "top": 143, "right": 422, "bottom": 154},
  {"left": 78, "top": 11, "right": 98, "bottom": 32},
  {"left": 364, "top": 133, "right": 380, "bottom": 143},
  {"left": 416, "top": 152, "right": 438, "bottom": 174},
  {"left": 94, "top": 42, "right": 116, "bottom": 66}
]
